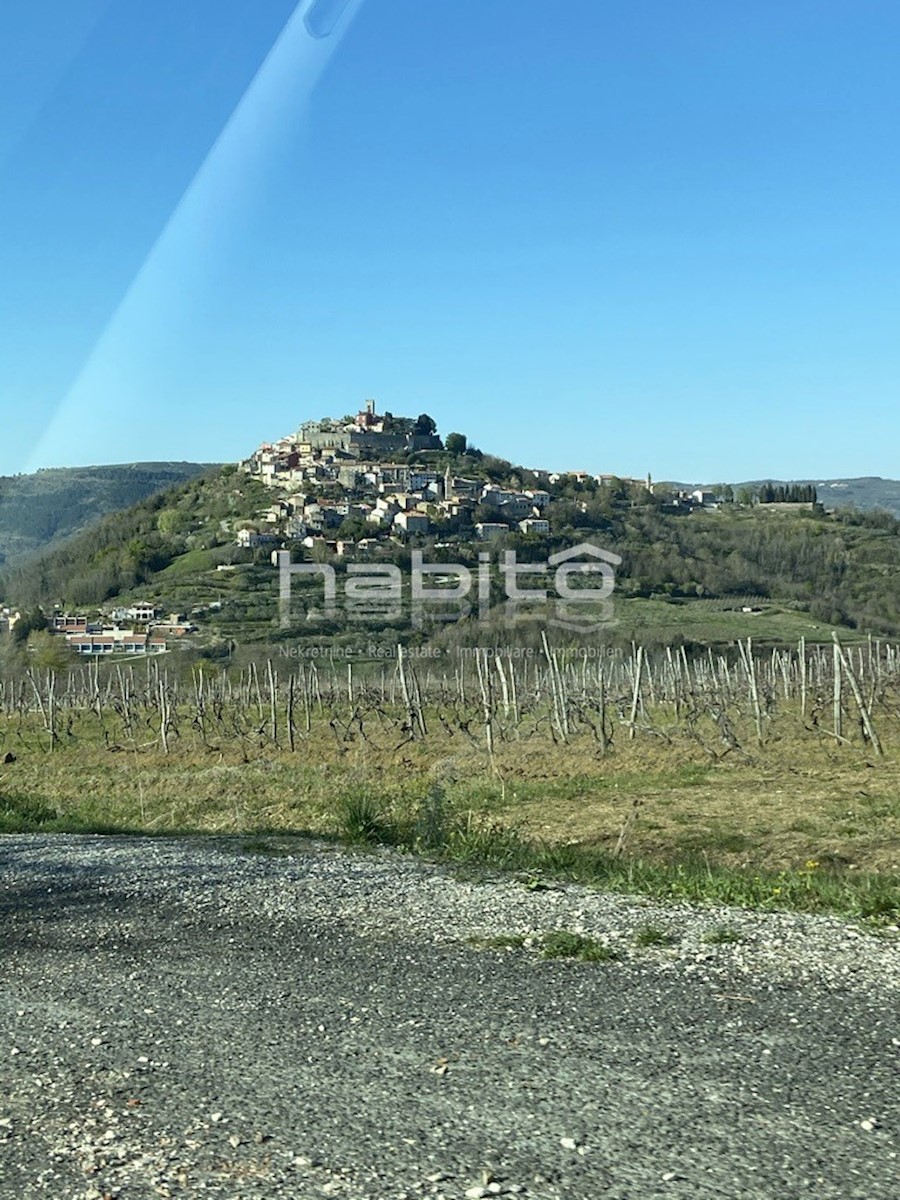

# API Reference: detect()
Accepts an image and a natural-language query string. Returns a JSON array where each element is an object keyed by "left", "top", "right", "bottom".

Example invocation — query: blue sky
[{"left": 1, "top": 0, "right": 898, "bottom": 482}]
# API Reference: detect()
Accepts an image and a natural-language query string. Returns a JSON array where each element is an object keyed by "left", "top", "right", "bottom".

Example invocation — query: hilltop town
[
  {"left": 3, "top": 402, "right": 880, "bottom": 663},
  {"left": 0, "top": 403, "right": 662, "bottom": 660},
  {"left": 236, "top": 400, "right": 653, "bottom": 555}
]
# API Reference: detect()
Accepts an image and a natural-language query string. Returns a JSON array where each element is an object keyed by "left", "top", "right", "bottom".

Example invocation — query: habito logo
[{"left": 276, "top": 544, "right": 621, "bottom": 632}]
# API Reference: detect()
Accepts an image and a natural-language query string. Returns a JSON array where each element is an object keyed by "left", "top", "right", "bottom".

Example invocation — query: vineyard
[{"left": 1, "top": 636, "right": 898, "bottom": 920}]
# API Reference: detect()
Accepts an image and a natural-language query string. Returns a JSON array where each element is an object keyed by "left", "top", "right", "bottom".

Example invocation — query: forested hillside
[
  {"left": 0, "top": 462, "right": 216, "bottom": 567},
  {"left": 0, "top": 466, "right": 269, "bottom": 609}
]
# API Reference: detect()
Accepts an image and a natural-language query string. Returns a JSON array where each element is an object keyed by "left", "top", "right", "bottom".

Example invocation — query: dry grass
[{"left": 1, "top": 706, "right": 898, "bottom": 879}]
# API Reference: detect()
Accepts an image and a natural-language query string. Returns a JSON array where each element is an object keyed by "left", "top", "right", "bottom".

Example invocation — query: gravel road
[{"left": 1, "top": 834, "right": 897, "bottom": 1200}]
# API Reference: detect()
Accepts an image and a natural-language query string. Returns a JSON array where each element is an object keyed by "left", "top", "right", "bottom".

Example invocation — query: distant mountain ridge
[
  {"left": 668, "top": 477, "right": 900, "bottom": 517},
  {"left": 0, "top": 462, "right": 217, "bottom": 568}
]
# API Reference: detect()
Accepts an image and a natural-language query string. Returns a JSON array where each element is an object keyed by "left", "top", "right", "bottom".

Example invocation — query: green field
[{"left": 610, "top": 596, "right": 868, "bottom": 646}]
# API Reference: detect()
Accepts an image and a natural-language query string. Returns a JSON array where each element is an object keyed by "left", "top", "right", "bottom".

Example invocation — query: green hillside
[
  {"left": 0, "top": 465, "right": 267, "bottom": 610},
  {"left": 0, "top": 462, "right": 217, "bottom": 568},
  {"left": 2, "top": 454, "right": 899, "bottom": 653}
]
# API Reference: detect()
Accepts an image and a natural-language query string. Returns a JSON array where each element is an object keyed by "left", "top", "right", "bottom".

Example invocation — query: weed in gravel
[
  {"left": 467, "top": 934, "right": 527, "bottom": 951},
  {"left": 633, "top": 923, "right": 677, "bottom": 947},
  {"left": 540, "top": 930, "right": 619, "bottom": 962},
  {"left": 703, "top": 924, "right": 744, "bottom": 945},
  {"left": 519, "top": 876, "right": 556, "bottom": 892}
]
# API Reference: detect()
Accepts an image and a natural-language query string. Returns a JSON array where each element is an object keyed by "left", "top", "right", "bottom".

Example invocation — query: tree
[
  {"left": 481, "top": 455, "right": 514, "bottom": 483},
  {"left": 27, "top": 630, "right": 76, "bottom": 671},
  {"left": 157, "top": 508, "right": 189, "bottom": 536},
  {"left": 12, "top": 606, "right": 47, "bottom": 644},
  {"left": 473, "top": 503, "right": 505, "bottom": 525},
  {"left": 445, "top": 432, "right": 467, "bottom": 455},
  {"left": 414, "top": 413, "right": 437, "bottom": 436},
  {"left": 336, "top": 517, "right": 368, "bottom": 542}
]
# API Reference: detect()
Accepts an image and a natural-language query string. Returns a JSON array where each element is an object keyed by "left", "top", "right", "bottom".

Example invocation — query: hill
[
  {"left": 669, "top": 477, "right": 900, "bottom": 517},
  {"left": 0, "top": 464, "right": 271, "bottom": 611},
  {"left": 2, "top": 406, "right": 900, "bottom": 652},
  {"left": 756, "top": 477, "right": 900, "bottom": 516},
  {"left": 0, "top": 462, "right": 218, "bottom": 568},
  {"left": 2, "top": 440, "right": 900, "bottom": 654}
]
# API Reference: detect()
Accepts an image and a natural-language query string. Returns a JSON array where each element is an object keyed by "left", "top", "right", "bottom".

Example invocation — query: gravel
[{"left": 1, "top": 833, "right": 898, "bottom": 1199}]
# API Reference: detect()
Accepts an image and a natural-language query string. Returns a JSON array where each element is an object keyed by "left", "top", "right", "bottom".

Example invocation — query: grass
[
  {"left": 0, "top": 791, "right": 129, "bottom": 835},
  {"left": 633, "top": 923, "right": 677, "bottom": 947},
  {"left": 540, "top": 930, "right": 619, "bottom": 962},
  {"left": 336, "top": 789, "right": 395, "bottom": 845},
  {"left": 703, "top": 924, "right": 744, "bottom": 945},
  {"left": 469, "top": 930, "right": 619, "bottom": 962},
  {"left": 155, "top": 547, "right": 220, "bottom": 579},
  {"left": 610, "top": 595, "right": 868, "bottom": 647},
  {"left": 445, "top": 836, "right": 898, "bottom": 924},
  {"left": 0, "top": 702, "right": 897, "bottom": 924}
]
